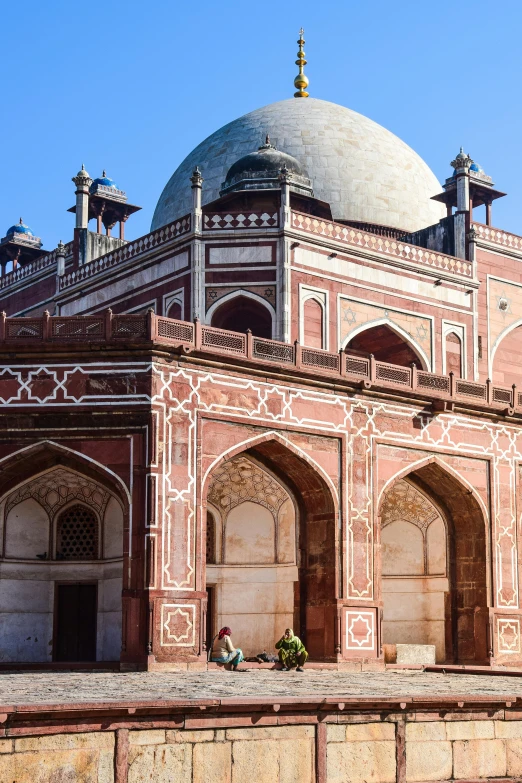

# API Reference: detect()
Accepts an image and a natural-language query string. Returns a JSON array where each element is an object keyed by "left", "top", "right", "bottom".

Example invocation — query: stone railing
[
  {"left": 59, "top": 215, "right": 191, "bottom": 290},
  {"left": 1, "top": 312, "right": 521, "bottom": 415},
  {"left": 0, "top": 242, "right": 73, "bottom": 290},
  {"left": 473, "top": 223, "right": 522, "bottom": 252},
  {"left": 203, "top": 211, "right": 279, "bottom": 230},
  {"left": 292, "top": 211, "right": 473, "bottom": 278}
]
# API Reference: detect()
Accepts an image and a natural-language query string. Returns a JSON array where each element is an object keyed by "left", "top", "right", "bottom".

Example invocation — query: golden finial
[{"left": 294, "top": 28, "right": 309, "bottom": 98}]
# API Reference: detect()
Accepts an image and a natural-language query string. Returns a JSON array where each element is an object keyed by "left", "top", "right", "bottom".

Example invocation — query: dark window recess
[
  {"left": 206, "top": 586, "right": 214, "bottom": 652},
  {"left": 211, "top": 296, "right": 272, "bottom": 338},
  {"left": 206, "top": 511, "right": 216, "bottom": 564},
  {"left": 55, "top": 583, "right": 97, "bottom": 662},
  {"left": 57, "top": 504, "right": 99, "bottom": 560}
]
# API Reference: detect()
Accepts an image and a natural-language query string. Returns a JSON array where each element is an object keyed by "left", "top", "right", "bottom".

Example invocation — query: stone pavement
[{"left": 2, "top": 669, "right": 522, "bottom": 707}]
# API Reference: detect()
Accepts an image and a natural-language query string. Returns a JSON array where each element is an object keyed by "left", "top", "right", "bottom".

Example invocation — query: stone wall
[{"left": 5, "top": 715, "right": 522, "bottom": 782}]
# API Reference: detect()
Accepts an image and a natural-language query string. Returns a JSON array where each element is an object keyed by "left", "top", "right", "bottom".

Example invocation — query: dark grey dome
[{"left": 220, "top": 136, "right": 313, "bottom": 197}]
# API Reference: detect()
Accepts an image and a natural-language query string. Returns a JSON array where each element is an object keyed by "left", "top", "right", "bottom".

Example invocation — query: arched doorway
[
  {"left": 166, "top": 300, "right": 182, "bottom": 320},
  {"left": 204, "top": 438, "right": 337, "bottom": 660},
  {"left": 379, "top": 462, "right": 489, "bottom": 664},
  {"left": 0, "top": 449, "right": 126, "bottom": 664},
  {"left": 210, "top": 295, "right": 272, "bottom": 338},
  {"left": 346, "top": 323, "right": 426, "bottom": 368}
]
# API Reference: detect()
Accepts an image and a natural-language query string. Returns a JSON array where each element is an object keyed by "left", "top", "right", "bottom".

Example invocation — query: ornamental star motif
[
  {"left": 416, "top": 324, "right": 428, "bottom": 342},
  {"left": 343, "top": 307, "right": 357, "bottom": 325},
  {"left": 264, "top": 288, "right": 274, "bottom": 298},
  {"left": 208, "top": 290, "right": 218, "bottom": 300}
]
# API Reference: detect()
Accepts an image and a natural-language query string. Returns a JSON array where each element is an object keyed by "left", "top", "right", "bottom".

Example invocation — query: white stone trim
[
  {"left": 163, "top": 288, "right": 185, "bottom": 320},
  {"left": 299, "top": 284, "right": 329, "bottom": 350},
  {"left": 442, "top": 320, "right": 467, "bottom": 378},
  {"left": 339, "top": 314, "right": 431, "bottom": 372}
]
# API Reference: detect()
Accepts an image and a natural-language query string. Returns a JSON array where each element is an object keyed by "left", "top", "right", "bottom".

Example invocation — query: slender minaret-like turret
[{"left": 71, "top": 165, "right": 92, "bottom": 229}]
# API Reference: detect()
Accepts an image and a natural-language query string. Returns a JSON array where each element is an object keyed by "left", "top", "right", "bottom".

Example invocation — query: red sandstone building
[{"left": 2, "top": 36, "right": 522, "bottom": 671}]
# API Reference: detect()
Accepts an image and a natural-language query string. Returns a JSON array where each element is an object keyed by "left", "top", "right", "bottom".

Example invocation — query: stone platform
[
  {"left": 3, "top": 670, "right": 522, "bottom": 782},
  {"left": 3, "top": 668, "right": 522, "bottom": 708}
]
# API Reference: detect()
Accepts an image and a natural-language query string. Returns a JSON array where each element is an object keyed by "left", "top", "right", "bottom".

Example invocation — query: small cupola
[
  {"left": 220, "top": 136, "right": 313, "bottom": 197},
  {"left": 0, "top": 218, "right": 44, "bottom": 273}
]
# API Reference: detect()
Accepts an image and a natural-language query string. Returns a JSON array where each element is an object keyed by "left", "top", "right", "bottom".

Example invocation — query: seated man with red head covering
[{"left": 210, "top": 627, "right": 244, "bottom": 670}]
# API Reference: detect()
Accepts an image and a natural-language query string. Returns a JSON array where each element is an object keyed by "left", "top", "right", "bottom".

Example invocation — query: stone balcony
[{"left": 0, "top": 312, "right": 519, "bottom": 417}]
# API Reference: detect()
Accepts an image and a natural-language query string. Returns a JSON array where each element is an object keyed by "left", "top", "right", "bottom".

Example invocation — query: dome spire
[{"left": 294, "top": 28, "right": 309, "bottom": 98}]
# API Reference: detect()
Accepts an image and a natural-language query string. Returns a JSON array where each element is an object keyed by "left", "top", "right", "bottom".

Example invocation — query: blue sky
[{"left": 1, "top": 0, "right": 520, "bottom": 247}]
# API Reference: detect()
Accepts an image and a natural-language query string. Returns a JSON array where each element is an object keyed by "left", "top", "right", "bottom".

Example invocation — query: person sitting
[
  {"left": 210, "top": 626, "right": 244, "bottom": 671},
  {"left": 275, "top": 628, "right": 308, "bottom": 671}
]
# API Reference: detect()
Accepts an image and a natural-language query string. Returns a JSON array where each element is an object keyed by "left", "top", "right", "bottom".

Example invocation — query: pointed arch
[
  {"left": 490, "top": 316, "right": 522, "bottom": 367},
  {"left": 203, "top": 429, "right": 339, "bottom": 660},
  {"left": 377, "top": 454, "right": 490, "bottom": 664},
  {"left": 0, "top": 442, "right": 126, "bottom": 664},
  {"left": 490, "top": 318, "right": 522, "bottom": 388},
  {"left": 342, "top": 318, "right": 431, "bottom": 370},
  {"left": 202, "top": 429, "right": 338, "bottom": 508},
  {"left": 0, "top": 440, "right": 131, "bottom": 505},
  {"left": 377, "top": 454, "right": 489, "bottom": 524},
  {"left": 207, "top": 290, "right": 275, "bottom": 339}
]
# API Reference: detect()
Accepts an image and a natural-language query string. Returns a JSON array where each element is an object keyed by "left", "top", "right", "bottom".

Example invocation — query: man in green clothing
[{"left": 275, "top": 628, "right": 308, "bottom": 672}]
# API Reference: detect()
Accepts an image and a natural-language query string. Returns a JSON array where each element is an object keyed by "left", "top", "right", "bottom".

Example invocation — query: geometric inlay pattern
[
  {"left": 380, "top": 479, "right": 441, "bottom": 533},
  {"left": 497, "top": 617, "right": 521, "bottom": 654},
  {"left": 56, "top": 503, "right": 99, "bottom": 560},
  {"left": 5, "top": 467, "right": 110, "bottom": 521},
  {"left": 345, "top": 610, "right": 375, "bottom": 651},
  {"left": 161, "top": 603, "right": 196, "bottom": 647},
  {"left": 208, "top": 455, "right": 289, "bottom": 517}
]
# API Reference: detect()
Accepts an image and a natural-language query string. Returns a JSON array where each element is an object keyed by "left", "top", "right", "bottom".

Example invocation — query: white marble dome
[{"left": 151, "top": 98, "right": 445, "bottom": 233}]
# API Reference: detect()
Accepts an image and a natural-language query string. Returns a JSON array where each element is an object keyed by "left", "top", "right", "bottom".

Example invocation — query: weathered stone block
[
  {"left": 446, "top": 720, "right": 494, "bottom": 740},
  {"left": 452, "top": 738, "right": 506, "bottom": 779},
  {"left": 279, "top": 739, "right": 314, "bottom": 783},
  {"left": 405, "top": 740, "right": 452, "bottom": 782},
  {"left": 496, "top": 720, "right": 522, "bottom": 738},
  {"left": 98, "top": 750, "right": 115, "bottom": 783},
  {"left": 0, "top": 754, "right": 14, "bottom": 780},
  {"left": 345, "top": 722, "right": 395, "bottom": 741},
  {"left": 396, "top": 644, "right": 436, "bottom": 665},
  {"left": 0, "top": 738, "right": 13, "bottom": 753},
  {"left": 167, "top": 729, "right": 215, "bottom": 743},
  {"left": 0, "top": 749, "right": 100, "bottom": 782},
  {"left": 128, "top": 744, "right": 192, "bottom": 783},
  {"left": 326, "top": 724, "right": 346, "bottom": 742},
  {"left": 129, "top": 729, "right": 166, "bottom": 745},
  {"left": 14, "top": 732, "right": 114, "bottom": 752},
  {"left": 226, "top": 726, "right": 314, "bottom": 740},
  {"left": 327, "top": 739, "right": 395, "bottom": 783},
  {"left": 507, "top": 739, "right": 522, "bottom": 775},
  {"left": 194, "top": 741, "right": 232, "bottom": 783},
  {"left": 406, "top": 721, "right": 446, "bottom": 741},
  {"left": 231, "top": 739, "right": 279, "bottom": 783}
]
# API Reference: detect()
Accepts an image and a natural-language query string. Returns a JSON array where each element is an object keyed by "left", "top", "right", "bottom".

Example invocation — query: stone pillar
[
  {"left": 190, "top": 167, "right": 205, "bottom": 321},
  {"left": 278, "top": 167, "right": 293, "bottom": 342},
  {"left": 71, "top": 165, "right": 92, "bottom": 230},
  {"left": 72, "top": 165, "right": 93, "bottom": 266},
  {"left": 191, "top": 166, "right": 203, "bottom": 233},
  {"left": 279, "top": 165, "right": 292, "bottom": 229},
  {"left": 451, "top": 148, "right": 471, "bottom": 260},
  {"left": 55, "top": 241, "right": 66, "bottom": 294}
]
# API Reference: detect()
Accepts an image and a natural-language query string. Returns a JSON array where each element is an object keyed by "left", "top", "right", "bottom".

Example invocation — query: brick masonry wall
[{"left": 5, "top": 713, "right": 522, "bottom": 782}]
